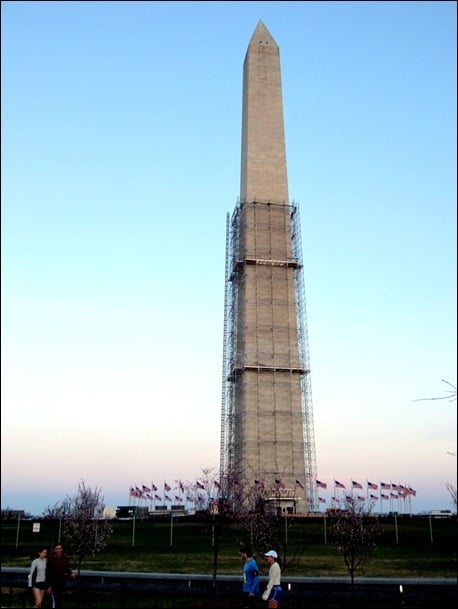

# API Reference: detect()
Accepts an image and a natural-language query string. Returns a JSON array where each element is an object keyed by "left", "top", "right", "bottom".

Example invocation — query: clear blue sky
[{"left": 2, "top": 1, "right": 456, "bottom": 517}]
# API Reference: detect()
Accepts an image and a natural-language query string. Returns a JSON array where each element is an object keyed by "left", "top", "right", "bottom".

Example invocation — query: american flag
[
  {"left": 142, "top": 485, "right": 151, "bottom": 493},
  {"left": 380, "top": 482, "right": 391, "bottom": 490},
  {"left": 164, "top": 482, "right": 172, "bottom": 492},
  {"left": 316, "top": 480, "right": 327, "bottom": 489},
  {"left": 334, "top": 480, "right": 345, "bottom": 489},
  {"left": 295, "top": 479, "right": 305, "bottom": 489},
  {"left": 381, "top": 493, "right": 389, "bottom": 500},
  {"left": 370, "top": 494, "right": 378, "bottom": 500},
  {"left": 254, "top": 479, "right": 264, "bottom": 489},
  {"left": 151, "top": 484, "right": 158, "bottom": 492},
  {"left": 352, "top": 480, "right": 363, "bottom": 489},
  {"left": 275, "top": 479, "right": 285, "bottom": 488},
  {"left": 196, "top": 481, "right": 205, "bottom": 490},
  {"left": 319, "top": 497, "right": 326, "bottom": 503},
  {"left": 154, "top": 494, "right": 162, "bottom": 501},
  {"left": 165, "top": 495, "right": 172, "bottom": 502},
  {"left": 367, "top": 481, "right": 378, "bottom": 490}
]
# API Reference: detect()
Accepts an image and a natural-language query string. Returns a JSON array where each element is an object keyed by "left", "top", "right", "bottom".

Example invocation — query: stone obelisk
[{"left": 221, "top": 21, "right": 317, "bottom": 513}]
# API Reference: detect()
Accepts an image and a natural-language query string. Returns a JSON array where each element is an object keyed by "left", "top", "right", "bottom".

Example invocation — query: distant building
[
  {"left": 1, "top": 509, "right": 25, "bottom": 520},
  {"left": 103, "top": 506, "right": 117, "bottom": 520},
  {"left": 115, "top": 505, "right": 148, "bottom": 519},
  {"left": 429, "top": 509, "right": 454, "bottom": 518}
]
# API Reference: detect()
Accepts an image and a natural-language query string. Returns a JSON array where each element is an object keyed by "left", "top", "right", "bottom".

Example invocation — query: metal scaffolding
[{"left": 220, "top": 200, "right": 318, "bottom": 513}]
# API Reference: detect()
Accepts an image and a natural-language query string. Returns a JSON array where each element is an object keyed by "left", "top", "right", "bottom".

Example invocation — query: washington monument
[{"left": 220, "top": 21, "right": 318, "bottom": 514}]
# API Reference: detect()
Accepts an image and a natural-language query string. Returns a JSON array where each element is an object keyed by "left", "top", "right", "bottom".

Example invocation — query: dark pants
[
  {"left": 48, "top": 586, "right": 63, "bottom": 608},
  {"left": 242, "top": 591, "right": 257, "bottom": 608}
]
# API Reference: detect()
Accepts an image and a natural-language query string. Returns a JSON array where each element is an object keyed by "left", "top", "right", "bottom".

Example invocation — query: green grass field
[{"left": 1, "top": 514, "right": 456, "bottom": 578}]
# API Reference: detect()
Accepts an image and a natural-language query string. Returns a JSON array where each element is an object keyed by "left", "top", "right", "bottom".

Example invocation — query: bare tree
[
  {"left": 328, "top": 496, "right": 381, "bottom": 605},
  {"left": 445, "top": 482, "right": 457, "bottom": 510},
  {"left": 414, "top": 379, "right": 457, "bottom": 513},
  {"left": 194, "top": 467, "right": 237, "bottom": 592},
  {"left": 229, "top": 479, "right": 308, "bottom": 575},
  {"left": 45, "top": 480, "right": 113, "bottom": 576}
]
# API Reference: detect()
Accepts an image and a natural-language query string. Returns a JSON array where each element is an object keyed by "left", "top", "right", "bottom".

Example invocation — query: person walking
[
  {"left": 262, "top": 550, "right": 283, "bottom": 608},
  {"left": 46, "top": 543, "right": 75, "bottom": 608},
  {"left": 28, "top": 547, "right": 49, "bottom": 608},
  {"left": 240, "top": 544, "right": 260, "bottom": 608}
]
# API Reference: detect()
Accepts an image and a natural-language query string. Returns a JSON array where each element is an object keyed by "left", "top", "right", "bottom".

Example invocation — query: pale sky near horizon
[{"left": 2, "top": 1, "right": 456, "bottom": 517}]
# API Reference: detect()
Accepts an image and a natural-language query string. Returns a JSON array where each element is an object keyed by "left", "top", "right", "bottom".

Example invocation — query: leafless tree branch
[{"left": 413, "top": 379, "right": 456, "bottom": 403}]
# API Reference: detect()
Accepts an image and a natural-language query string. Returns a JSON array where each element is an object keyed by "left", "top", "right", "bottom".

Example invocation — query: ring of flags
[
  {"left": 128, "top": 480, "right": 220, "bottom": 511},
  {"left": 128, "top": 477, "right": 417, "bottom": 515},
  {"left": 313, "top": 479, "right": 417, "bottom": 513}
]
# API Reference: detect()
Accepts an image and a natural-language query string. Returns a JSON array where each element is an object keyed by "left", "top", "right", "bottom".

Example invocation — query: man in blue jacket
[{"left": 240, "top": 544, "right": 260, "bottom": 608}]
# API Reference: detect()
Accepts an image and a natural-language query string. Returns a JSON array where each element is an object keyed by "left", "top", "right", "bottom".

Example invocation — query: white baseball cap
[{"left": 264, "top": 550, "right": 278, "bottom": 559}]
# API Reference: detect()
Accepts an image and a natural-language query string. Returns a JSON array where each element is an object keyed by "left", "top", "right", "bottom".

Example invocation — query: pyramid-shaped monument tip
[{"left": 249, "top": 20, "right": 277, "bottom": 47}]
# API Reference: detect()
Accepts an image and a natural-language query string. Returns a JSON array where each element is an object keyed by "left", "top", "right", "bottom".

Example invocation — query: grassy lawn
[{"left": 1, "top": 515, "right": 456, "bottom": 578}]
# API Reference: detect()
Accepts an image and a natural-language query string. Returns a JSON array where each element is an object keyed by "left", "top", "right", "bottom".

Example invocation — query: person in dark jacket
[{"left": 46, "top": 544, "right": 75, "bottom": 608}]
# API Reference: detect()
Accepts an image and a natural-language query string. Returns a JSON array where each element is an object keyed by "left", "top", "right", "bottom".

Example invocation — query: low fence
[{"left": 1, "top": 567, "right": 457, "bottom": 608}]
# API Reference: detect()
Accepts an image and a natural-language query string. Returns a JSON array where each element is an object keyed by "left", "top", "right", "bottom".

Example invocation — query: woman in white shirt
[
  {"left": 28, "top": 547, "right": 49, "bottom": 608},
  {"left": 262, "top": 550, "right": 283, "bottom": 607}
]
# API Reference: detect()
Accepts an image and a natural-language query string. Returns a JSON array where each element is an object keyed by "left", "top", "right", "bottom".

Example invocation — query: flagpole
[
  {"left": 15, "top": 512, "right": 21, "bottom": 549},
  {"left": 170, "top": 510, "right": 174, "bottom": 547},
  {"left": 131, "top": 511, "right": 136, "bottom": 548}
]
